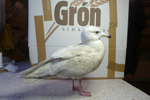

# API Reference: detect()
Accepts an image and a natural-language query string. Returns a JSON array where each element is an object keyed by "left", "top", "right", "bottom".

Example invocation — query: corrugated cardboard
[{"left": 28, "top": 0, "right": 129, "bottom": 79}]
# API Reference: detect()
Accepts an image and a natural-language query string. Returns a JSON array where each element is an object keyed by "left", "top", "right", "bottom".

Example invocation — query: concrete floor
[
  {"left": 0, "top": 60, "right": 150, "bottom": 100},
  {"left": 0, "top": 78, "right": 150, "bottom": 100}
]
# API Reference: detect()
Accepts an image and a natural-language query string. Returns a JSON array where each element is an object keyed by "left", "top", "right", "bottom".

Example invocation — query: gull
[{"left": 12, "top": 26, "right": 111, "bottom": 96}]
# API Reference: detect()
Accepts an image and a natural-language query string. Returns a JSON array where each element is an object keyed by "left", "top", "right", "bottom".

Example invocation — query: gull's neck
[{"left": 83, "top": 40, "right": 105, "bottom": 54}]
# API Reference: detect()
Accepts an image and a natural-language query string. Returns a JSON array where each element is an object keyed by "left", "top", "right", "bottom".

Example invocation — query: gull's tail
[{"left": 10, "top": 58, "right": 53, "bottom": 83}]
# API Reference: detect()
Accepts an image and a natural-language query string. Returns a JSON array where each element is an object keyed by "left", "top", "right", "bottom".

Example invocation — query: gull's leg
[
  {"left": 72, "top": 79, "right": 80, "bottom": 91},
  {"left": 78, "top": 79, "right": 91, "bottom": 96}
]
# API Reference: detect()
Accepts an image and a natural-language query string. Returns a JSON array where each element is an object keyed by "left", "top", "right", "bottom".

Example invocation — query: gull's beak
[
  {"left": 102, "top": 34, "right": 112, "bottom": 38},
  {"left": 108, "top": 35, "right": 111, "bottom": 38}
]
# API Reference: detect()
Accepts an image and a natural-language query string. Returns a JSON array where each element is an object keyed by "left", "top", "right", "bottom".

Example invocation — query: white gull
[{"left": 12, "top": 26, "right": 111, "bottom": 96}]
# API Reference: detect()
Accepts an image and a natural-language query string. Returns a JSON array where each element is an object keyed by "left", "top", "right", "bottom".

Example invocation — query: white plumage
[{"left": 12, "top": 26, "right": 111, "bottom": 96}]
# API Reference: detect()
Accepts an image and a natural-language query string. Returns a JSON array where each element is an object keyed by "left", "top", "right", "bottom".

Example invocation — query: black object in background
[{"left": 125, "top": 0, "right": 146, "bottom": 75}]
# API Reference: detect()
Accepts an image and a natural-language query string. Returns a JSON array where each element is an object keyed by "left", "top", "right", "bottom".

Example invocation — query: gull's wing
[
  {"left": 31, "top": 45, "right": 95, "bottom": 78},
  {"left": 11, "top": 45, "right": 95, "bottom": 78},
  {"left": 52, "top": 45, "right": 95, "bottom": 59}
]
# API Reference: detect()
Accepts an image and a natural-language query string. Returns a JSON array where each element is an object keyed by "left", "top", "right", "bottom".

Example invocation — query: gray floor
[
  {"left": 0, "top": 60, "right": 150, "bottom": 100},
  {"left": 0, "top": 78, "right": 150, "bottom": 100}
]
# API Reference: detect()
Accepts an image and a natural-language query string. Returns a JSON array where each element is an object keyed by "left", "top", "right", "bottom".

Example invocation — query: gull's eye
[{"left": 95, "top": 31, "right": 100, "bottom": 34}]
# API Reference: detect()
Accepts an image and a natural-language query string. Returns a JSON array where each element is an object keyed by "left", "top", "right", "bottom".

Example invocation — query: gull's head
[{"left": 81, "top": 26, "right": 111, "bottom": 43}]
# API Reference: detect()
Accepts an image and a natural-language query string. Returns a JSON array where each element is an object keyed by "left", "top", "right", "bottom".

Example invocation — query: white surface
[
  {"left": 0, "top": 52, "right": 3, "bottom": 68},
  {"left": 0, "top": 79, "right": 149, "bottom": 100},
  {"left": 4, "top": 63, "right": 18, "bottom": 73}
]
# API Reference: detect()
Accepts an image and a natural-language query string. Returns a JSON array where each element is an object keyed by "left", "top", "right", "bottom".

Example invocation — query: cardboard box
[{"left": 28, "top": 0, "right": 129, "bottom": 79}]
